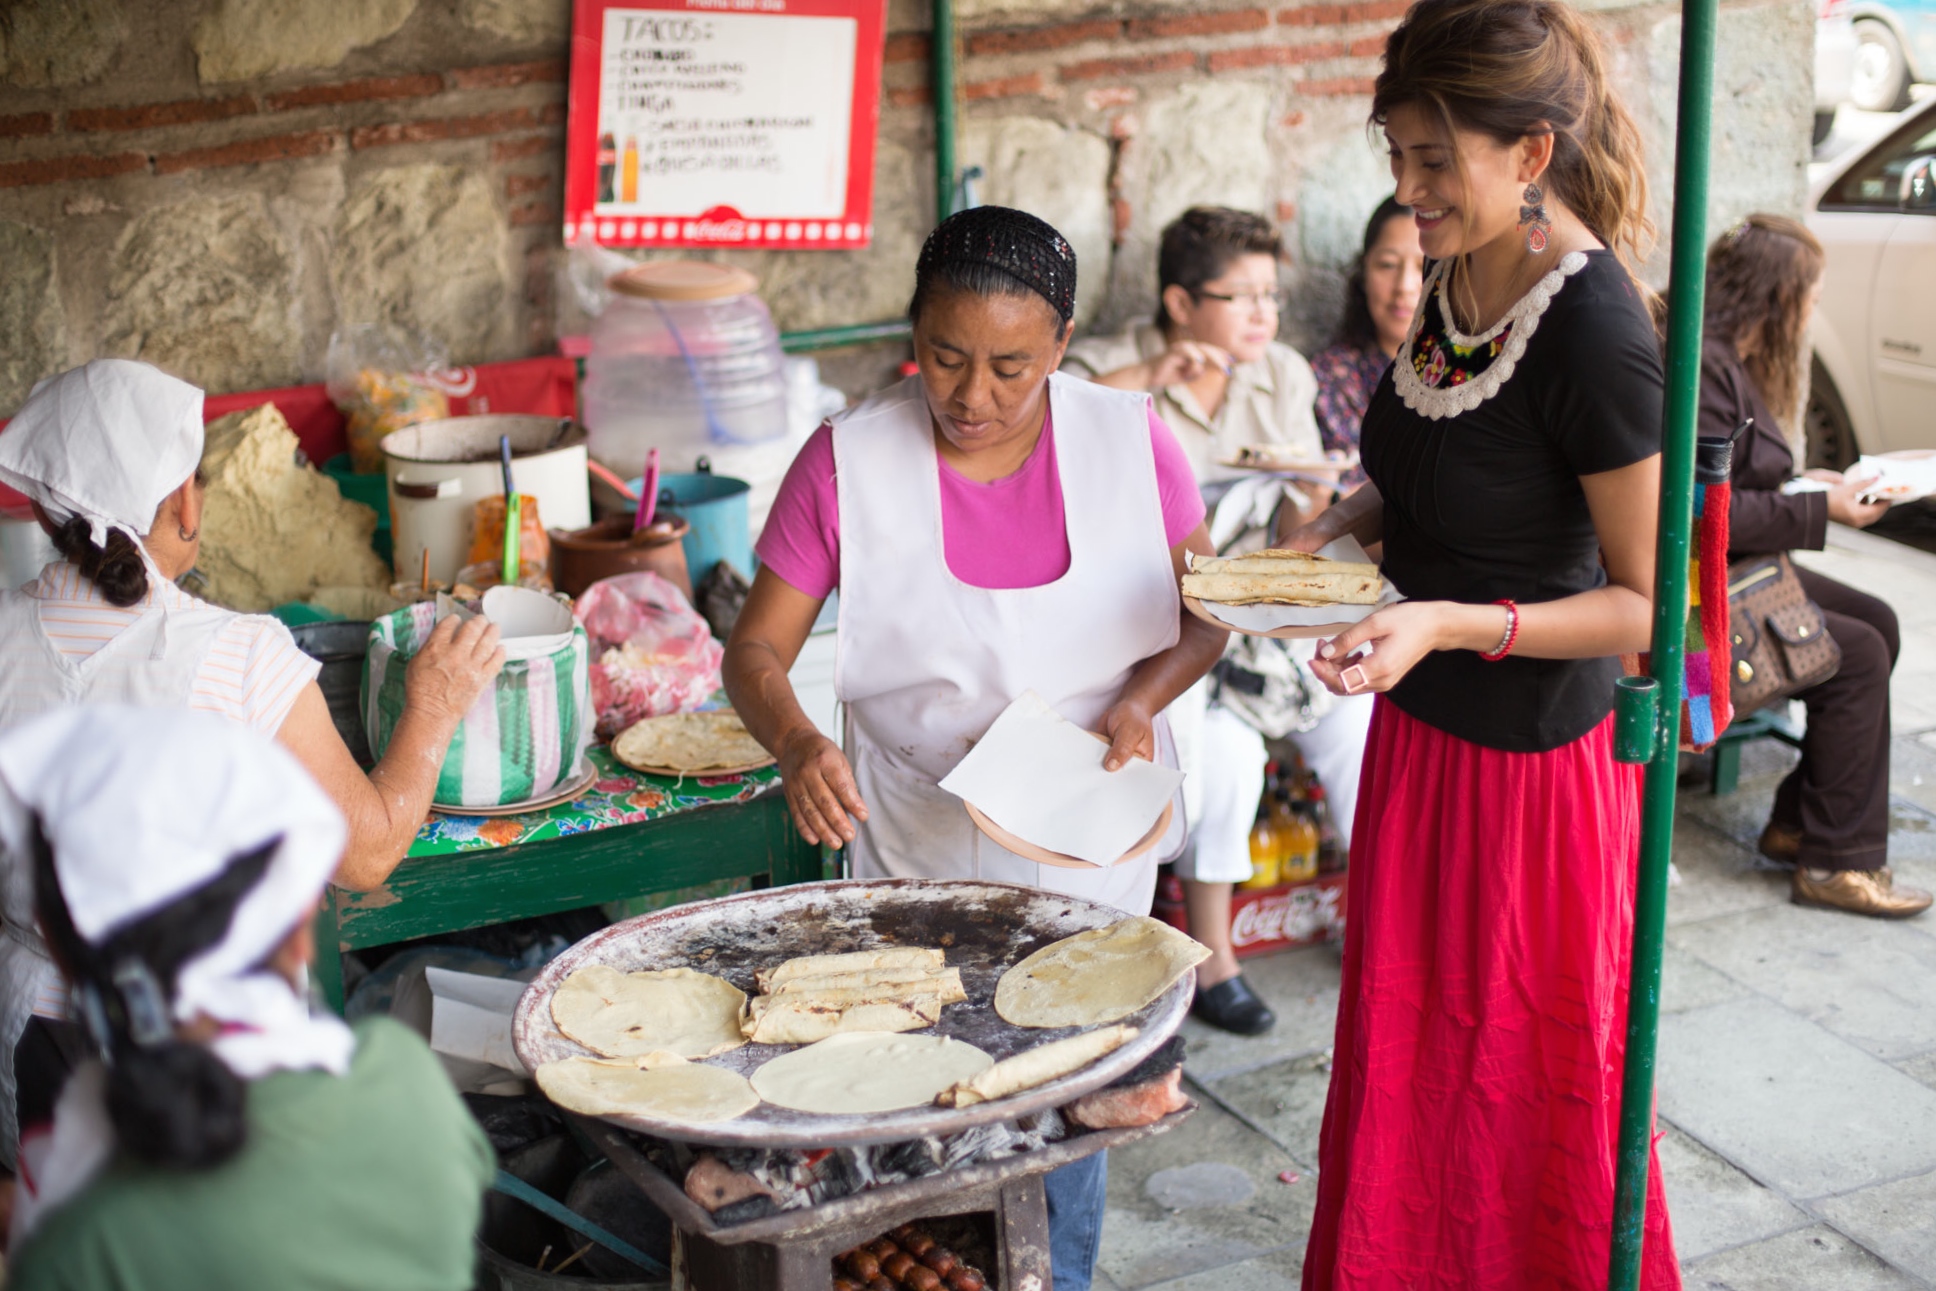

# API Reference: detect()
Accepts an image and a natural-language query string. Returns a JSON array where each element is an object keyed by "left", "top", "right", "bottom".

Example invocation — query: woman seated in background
[
  {"left": 1700, "top": 214, "right": 1927, "bottom": 918},
  {"left": 0, "top": 360, "right": 504, "bottom": 1175},
  {"left": 2, "top": 705, "right": 492, "bottom": 1289},
  {"left": 1309, "top": 195, "right": 1425, "bottom": 483},
  {"left": 1064, "top": 208, "right": 1373, "bottom": 1035},
  {"left": 1062, "top": 206, "right": 1325, "bottom": 506}
]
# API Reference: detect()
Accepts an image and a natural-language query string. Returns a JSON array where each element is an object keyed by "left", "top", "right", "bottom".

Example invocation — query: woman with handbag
[
  {"left": 1279, "top": 0, "right": 1684, "bottom": 1279},
  {"left": 1700, "top": 214, "right": 1927, "bottom": 917}
]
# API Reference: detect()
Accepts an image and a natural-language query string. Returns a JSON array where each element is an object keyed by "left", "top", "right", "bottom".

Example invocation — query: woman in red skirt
[{"left": 1283, "top": 0, "right": 1681, "bottom": 1285}]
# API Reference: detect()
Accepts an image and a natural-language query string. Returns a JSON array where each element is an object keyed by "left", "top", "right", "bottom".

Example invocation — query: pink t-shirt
[{"left": 756, "top": 404, "right": 1205, "bottom": 598}]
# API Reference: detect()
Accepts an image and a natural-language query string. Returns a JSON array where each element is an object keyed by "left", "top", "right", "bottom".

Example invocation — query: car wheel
[
  {"left": 1805, "top": 358, "right": 1859, "bottom": 472},
  {"left": 1850, "top": 19, "right": 1912, "bottom": 113}
]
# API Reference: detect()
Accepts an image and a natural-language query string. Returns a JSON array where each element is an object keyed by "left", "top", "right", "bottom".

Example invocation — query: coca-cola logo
[{"left": 1231, "top": 884, "right": 1343, "bottom": 948}]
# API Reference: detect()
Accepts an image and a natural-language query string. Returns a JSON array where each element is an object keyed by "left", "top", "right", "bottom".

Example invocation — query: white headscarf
[
  {"left": 0, "top": 359, "right": 204, "bottom": 549},
  {"left": 0, "top": 705, "right": 354, "bottom": 1240}
]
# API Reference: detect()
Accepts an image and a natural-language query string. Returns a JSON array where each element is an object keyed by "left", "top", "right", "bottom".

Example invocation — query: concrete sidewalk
[{"left": 1099, "top": 523, "right": 1936, "bottom": 1290}]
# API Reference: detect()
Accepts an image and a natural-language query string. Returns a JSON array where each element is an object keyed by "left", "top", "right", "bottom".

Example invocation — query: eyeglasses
[{"left": 1196, "top": 288, "right": 1289, "bottom": 311}]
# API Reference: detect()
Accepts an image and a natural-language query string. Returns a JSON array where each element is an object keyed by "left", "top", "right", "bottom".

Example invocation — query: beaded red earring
[{"left": 1520, "top": 182, "right": 1551, "bottom": 254}]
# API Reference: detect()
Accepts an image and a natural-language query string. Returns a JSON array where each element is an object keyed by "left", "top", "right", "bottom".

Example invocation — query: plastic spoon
[
  {"left": 588, "top": 459, "right": 639, "bottom": 502},
  {"left": 500, "top": 435, "right": 520, "bottom": 587}
]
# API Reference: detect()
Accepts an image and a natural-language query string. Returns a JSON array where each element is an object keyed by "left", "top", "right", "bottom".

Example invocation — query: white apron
[
  {"left": 0, "top": 569, "right": 234, "bottom": 1169},
  {"left": 833, "top": 373, "right": 1182, "bottom": 917}
]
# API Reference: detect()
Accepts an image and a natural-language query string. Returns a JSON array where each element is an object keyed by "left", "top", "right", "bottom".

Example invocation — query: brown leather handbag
[{"left": 1726, "top": 553, "right": 1840, "bottom": 713}]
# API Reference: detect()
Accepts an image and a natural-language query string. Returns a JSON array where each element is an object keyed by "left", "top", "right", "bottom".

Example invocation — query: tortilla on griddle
[
  {"left": 551, "top": 964, "right": 748, "bottom": 1058},
  {"left": 763, "top": 969, "right": 965, "bottom": 1008},
  {"left": 751, "top": 1032, "right": 994, "bottom": 1114},
  {"left": 536, "top": 1054, "right": 758, "bottom": 1123},
  {"left": 743, "top": 995, "right": 947, "bottom": 1045},
  {"left": 995, "top": 917, "right": 1209, "bottom": 1029},
  {"left": 612, "top": 711, "right": 773, "bottom": 774},
  {"left": 755, "top": 947, "right": 947, "bottom": 993},
  {"left": 937, "top": 1025, "right": 1138, "bottom": 1107}
]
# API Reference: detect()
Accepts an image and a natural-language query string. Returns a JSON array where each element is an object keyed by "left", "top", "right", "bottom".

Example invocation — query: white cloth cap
[
  {"left": 0, "top": 705, "right": 352, "bottom": 1078},
  {"left": 0, "top": 360, "right": 205, "bottom": 548}
]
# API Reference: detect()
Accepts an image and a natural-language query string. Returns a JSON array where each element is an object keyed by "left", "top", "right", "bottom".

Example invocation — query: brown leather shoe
[
  {"left": 1758, "top": 822, "right": 1802, "bottom": 867},
  {"left": 1792, "top": 866, "right": 1934, "bottom": 918}
]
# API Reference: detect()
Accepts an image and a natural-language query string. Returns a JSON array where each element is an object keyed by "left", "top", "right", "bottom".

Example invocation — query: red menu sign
[{"left": 564, "top": 0, "right": 885, "bottom": 250}]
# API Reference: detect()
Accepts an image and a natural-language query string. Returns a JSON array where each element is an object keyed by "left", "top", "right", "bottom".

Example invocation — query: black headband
[{"left": 916, "top": 206, "right": 1078, "bottom": 323}]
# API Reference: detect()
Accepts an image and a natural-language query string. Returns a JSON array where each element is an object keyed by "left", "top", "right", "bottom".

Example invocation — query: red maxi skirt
[{"left": 1302, "top": 699, "right": 1681, "bottom": 1290}]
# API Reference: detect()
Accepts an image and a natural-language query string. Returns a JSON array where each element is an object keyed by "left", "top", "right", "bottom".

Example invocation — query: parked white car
[
  {"left": 1804, "top": 96, "right": 1936, "bottom": 467},
  {"left": 1819, "top": 0, "right": 1860, "bottom": 143}
]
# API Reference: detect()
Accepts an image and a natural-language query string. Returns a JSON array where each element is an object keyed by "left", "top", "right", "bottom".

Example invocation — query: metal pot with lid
[{"left": 384, "top": 415, "right": 593, "bottom": 587}]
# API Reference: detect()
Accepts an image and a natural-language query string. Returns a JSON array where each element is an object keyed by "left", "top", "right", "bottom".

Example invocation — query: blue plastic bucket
[{"left": 625, "top": 468, "right": 752, "bottom": 587}]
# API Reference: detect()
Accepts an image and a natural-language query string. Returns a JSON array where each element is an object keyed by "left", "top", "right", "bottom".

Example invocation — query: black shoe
[{"left": 1192, "top": 975, "right": 1276, "bottom": 1036}]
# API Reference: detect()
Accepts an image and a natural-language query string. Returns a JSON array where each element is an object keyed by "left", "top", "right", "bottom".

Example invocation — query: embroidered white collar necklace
[{"left": 1393, "top": 250, "right": 1590, "bottom": 421}]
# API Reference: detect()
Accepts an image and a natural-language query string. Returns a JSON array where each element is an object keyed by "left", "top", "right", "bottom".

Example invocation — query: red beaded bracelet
[{"left": 1480, "top": 599, "right": 1519, "bottom": 661}]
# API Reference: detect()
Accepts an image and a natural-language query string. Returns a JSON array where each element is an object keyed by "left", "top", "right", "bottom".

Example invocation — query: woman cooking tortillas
[{"left": 724, "top": 206, "right": 1227, "bottom": 1291}]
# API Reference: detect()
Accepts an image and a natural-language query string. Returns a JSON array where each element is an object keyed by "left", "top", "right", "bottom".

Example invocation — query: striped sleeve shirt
[
  {"left": 19, "top": 562, "right": 321, "bottom": 1019},
  {"left": 25, "top": 561, "right": 320, "bottom": 736}
]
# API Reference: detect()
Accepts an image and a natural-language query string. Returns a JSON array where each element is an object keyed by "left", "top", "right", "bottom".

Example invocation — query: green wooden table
[{"left": 313, "top": 746, "right": 822, "bottom": 1011}]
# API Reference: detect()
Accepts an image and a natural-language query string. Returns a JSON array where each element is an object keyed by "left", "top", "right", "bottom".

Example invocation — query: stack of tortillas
[
  {"left": 995, "top": 917, "right": 1209, "bottom": 1029},
  {"left": 741, "top": 948, "right": 965, "bottom": 1045},
  {"left": 537, "top": 964, "right": 759, "bottom": 1123},
  {"left": 1181, "top": 549, "right": 1383, "bottom": 608},
  {"left": 611, "top": 710, "right": 775, "bottom": 776}
]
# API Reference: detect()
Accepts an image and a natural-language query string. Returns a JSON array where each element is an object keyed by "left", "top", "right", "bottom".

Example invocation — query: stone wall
[{"left": 0, "top": 0, "right": 1813, "bottom": 414}]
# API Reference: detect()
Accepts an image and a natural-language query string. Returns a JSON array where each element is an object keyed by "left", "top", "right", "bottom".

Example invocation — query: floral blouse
[{"left": 1309, "top": 342, "right": 1387, "bottom": 489}]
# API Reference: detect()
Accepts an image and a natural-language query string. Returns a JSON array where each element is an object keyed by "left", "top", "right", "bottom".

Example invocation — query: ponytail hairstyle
[
  {"left": 1371, "top": 0, "right": 1654, "bottom": 282},
  {"left": 44, "top": 465, "right": 207, "bottom": 609},
  {"left": 31, "top": 814, "right": 280, "bottom": 1171},
  {"left": 47, "top": 520, "right": 149, "bottom": 608},
  {"left": 1702, "top": 213, "right": 1824, "bottom": 429}
]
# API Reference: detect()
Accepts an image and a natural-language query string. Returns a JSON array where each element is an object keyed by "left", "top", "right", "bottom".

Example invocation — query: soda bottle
[
  {"left": 1241, "top": 796, "right": 1279, "bottom": 890},
  {"left": 620, "top": 136, "right": 640, "bottom": 204},
  {"left": 1276, "top": 789, "right": 1320, "bottom": 884},
  {"left": 596, "top": 132, "right": 617, "bottom": 204},
  {"left": 1309, "top": 784, "right": 1346, "bottom": 873}
]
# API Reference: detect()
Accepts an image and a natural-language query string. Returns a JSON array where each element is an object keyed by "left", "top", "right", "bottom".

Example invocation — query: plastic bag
[
  {"left": 574, "top": 571, "right": 725, "bottom": 738},
  {"left": 326, "top": 325, "right": 452, "bottom": 473}
]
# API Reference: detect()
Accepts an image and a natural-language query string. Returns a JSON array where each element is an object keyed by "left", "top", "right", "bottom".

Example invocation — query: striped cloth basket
[{"left": 361, "top": 600, "right": 592, "bottom": 808}]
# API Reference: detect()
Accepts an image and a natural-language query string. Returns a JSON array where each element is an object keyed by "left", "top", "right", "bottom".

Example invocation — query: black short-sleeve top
[{"left": 1360, "top": 249, "right": 1664, "bottom": 752}]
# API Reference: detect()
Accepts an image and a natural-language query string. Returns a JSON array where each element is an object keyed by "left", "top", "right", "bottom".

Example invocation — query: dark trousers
[
  {"left": 1771, "top": 566, "right": 1898, "bottom": 870},
  {"left": 14, "top": 1016, "right": 87, "bottom": 1139}
]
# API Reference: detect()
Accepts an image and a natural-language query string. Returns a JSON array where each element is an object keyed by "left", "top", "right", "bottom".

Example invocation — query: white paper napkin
[{"left": 938, "top": 690, "right": 1183, "bottom": 867}]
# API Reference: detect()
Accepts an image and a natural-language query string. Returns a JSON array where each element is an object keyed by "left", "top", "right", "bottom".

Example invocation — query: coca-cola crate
[{"left": 1152, "top": 871, "right": 1347, "bottom": 958}]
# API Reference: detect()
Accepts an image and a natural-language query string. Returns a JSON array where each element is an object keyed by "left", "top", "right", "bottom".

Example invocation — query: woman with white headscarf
[
  {"left": 0, "top": 705, "right": 492, "bottom": 1288},
  {"left": 0, "top": 359, "right": 504, "bottom": 1172}
]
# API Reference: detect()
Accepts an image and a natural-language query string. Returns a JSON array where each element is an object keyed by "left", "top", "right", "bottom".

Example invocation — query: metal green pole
[
  {"left": 931, "top": 0, "right": 959, "bottom": 221},
  {"left": 779, "top": 320, "right": 915, "bottom": 352},
  {"left": 1608, "top": 0, "right": 1718, "bottom": 1280}
]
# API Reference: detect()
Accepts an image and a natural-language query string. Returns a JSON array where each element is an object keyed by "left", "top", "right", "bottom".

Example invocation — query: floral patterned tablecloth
[{"left": 408, "top": 743, "right": 781, "bottom": 856}]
